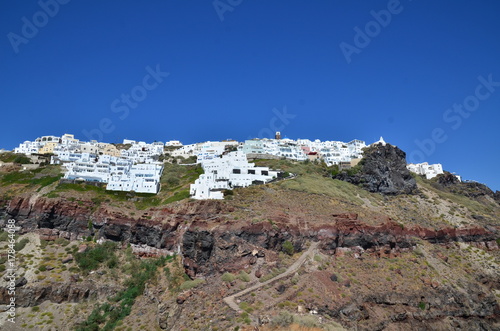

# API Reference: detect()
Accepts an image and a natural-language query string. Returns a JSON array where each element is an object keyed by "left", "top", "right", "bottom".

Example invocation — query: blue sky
[{"left": 1, "top": 1, "right": 499, "bottom": 191}]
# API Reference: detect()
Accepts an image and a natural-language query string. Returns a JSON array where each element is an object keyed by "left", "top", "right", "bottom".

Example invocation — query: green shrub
[
  {"left": 282, "top": 240, "right": 294, "bottom": 256},
  {"left": 14, "top": 238, "right": 29, "bottom": 251},
  {"left": 54, "top": 238, "right": 70, "bottom": 247},
  {"left": 0, "top": 231, "right": 8, "bottom": 242},
  {"left": 271, "top": 311, "right": 293, "bottom": 327},
  {"left": 239, "top": 302, "right": 253, "bottom": 313},
  {"left": 294, "top": 314, "right": 321, "bottom": 327},
  {"left": 221, "top": 272, "right": 236, "bottom": 282},
  {"left": 74, "top": 242, "right": 117, "bottom": 272},
  {"left": 13, "top": 155, "right": 32, "bottom": 164},
  {"left": 238, "top": 270, "right": 250, "bottom": 282},
  {"left": 106, "top": 255, "right": 119, "bottom": 269},
  {"left": 179, "top": 278, "right": 205, "bottom": 291},
  {"left": 164, "top": 175, "right": 180, "bottom": 187}
]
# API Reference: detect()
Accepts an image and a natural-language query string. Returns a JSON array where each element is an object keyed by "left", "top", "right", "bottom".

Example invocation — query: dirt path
[{"left": 223, "top": 241, "right": 319, "bottom": 312}]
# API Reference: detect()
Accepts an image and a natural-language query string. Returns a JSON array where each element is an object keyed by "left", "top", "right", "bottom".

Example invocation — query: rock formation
[{"left": 334, "top": 143, "right": 417, "bottom": 195}]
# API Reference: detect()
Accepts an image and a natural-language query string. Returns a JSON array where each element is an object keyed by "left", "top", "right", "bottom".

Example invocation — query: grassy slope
[
  {"left": 1, "top": 159, "right": 498, "bottom": 230},
  {"left": 0, "top": 162, "right": 203, "bottom": 211}
]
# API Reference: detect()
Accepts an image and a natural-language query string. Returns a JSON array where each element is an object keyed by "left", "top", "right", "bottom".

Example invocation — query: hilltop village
[{"left": 4, "top": 133, "right": 447, "bottom": 198}]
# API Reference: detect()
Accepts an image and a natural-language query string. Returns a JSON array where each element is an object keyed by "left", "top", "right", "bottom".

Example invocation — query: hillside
[{"left": 0, "top": 145, "right": 499, "bottom": 330}]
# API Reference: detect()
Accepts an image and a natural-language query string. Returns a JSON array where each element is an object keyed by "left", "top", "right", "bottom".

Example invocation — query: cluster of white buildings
[
  {"left": 14, "top": 134, "right": 166, "bottom": 162},
  {"left": 9, "top": 133, "right": 370, "bottom": 197},
  {"left": 190, "top": 151, "right": 281, "bottom": 199},
  {"left": 169, "top": 135, "right": 367, "bottom": 166},
  {"left": 52, "top": 153, "right": 163, "bottom": 194},
  {"left": 11, "top": 132, "right": 462, "bottom": 198},
  {"left": 239, "top": 136, "right": 366, "bottom": 166},
  {"left": 14, "top": 134, "right": 165, "bottom": 194},
  {"left": 169, "top": 140, "right": 239, "bottom": 162}
]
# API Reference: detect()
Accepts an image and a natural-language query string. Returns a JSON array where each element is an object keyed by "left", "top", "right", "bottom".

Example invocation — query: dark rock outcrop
[
  {"left": 0, "top": 282, "right": 119, "bottom": 306},
  {"left": 334, "top": 143, "right": 417, "bottom": 195},
  {"left": 433, "top": 172, "right": 499, "bottom": 202},
  {"left": 319, "top": 283, "right": 500, "bottom": 330},
  {"left": 182, "top": 230, "right": 215, "bottom": 277}
]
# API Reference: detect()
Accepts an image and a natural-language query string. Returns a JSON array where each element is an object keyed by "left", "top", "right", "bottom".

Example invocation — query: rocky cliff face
[
  {"left": 0, "top": 281, "right": 119, "bottom": 307},
  {"left": 334, "top": 143, "right": 417, "bottom": 195},
  {"left": 2, "top": 183, "right": 499, "bottom": 330},
  {"left": 3, "top": 195, "right": 498, "bottom": 277},
  {"left": 435, "top": 172, "right": 500, "bottom": 203}
]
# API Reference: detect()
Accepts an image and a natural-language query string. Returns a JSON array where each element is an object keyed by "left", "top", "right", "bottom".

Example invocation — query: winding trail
[{"left": 223, "top": 241, "right": 319, "bottom": 312}]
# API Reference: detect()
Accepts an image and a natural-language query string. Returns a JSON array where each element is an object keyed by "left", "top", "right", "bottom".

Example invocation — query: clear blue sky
[{"left": 1, "top": 1, "right": 499, "bottom": 191}]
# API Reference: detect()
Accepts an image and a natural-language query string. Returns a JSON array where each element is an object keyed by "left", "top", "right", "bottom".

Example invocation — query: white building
[
  {"left": 190, "top": 151, "right": 280, "bottom": 199},
  {"left": 407, "top": 162, "right": 444, "bottom": 180},
  {"left": 107, "top": 163, "right": 163, "bottom": 194},
  {"left": 53, "top": 151, "right": 164, "bottom": 194},
  {"left": 119, "top": 139, "right": 164, "bottom": 164},
  {"left": 171, "top": 141, "right": 239, "bottom": 162},
  {"left": 165, "top": 140, "right": 183, "bottom": 147},
  {"left": 14, "top": 141, "right": 42, "bottom": 155}
]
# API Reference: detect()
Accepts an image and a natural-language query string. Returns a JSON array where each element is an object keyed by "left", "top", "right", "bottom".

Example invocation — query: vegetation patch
[
  {"left": 221, "top": 272, "right": 236, "bottom": 282},
  {"left": 163, "top": 190, "right": 190, "bottom": 204},
  {"left": 179, "top": 278, "right": 205, "bottom": 291},
  {"left": 76, "top": 256, "right": 167, "bottom": 331},
  {"left": 73, "top": 242, "right": 118, "bottom": 272},
  {"left": 0, "top": 165, "right": 62, "bottom": 188}
]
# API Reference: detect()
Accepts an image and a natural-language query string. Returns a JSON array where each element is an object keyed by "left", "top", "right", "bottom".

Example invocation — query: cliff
[{"left": 1, "top": 157, "right": 499, "bottom": 330}]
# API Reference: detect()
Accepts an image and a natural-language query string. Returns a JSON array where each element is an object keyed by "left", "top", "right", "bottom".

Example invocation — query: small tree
[{"left": 282, "top": 240, "right": 294, "bottom": 256}]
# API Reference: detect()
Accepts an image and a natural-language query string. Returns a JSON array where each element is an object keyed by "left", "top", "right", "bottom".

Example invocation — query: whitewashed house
[
  {"left": 14, "top": 141, "right": 42, "bottom": 155},
  {"left": 119, "top": 139, "right": 164, "bottom": 164},
  {"left": 190, "top": 151, "right": 280, "bottom": 199},
  {"left": 107, "top": 163, "right": 163, "bottom": 194},
  {"left": 165, "top": 140, "right": 183, "bottom": 147},
  {"left": 407, "top": 162, "right": 444, "bottom": 180},
  {"left": 171, "top": 143, "right": 197, "bottom": 158}
]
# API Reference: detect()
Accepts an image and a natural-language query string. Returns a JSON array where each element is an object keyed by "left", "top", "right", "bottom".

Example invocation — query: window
[
  {"left": 261, "top": 170, "right": 268, "bottom": 176},
  {"left": 248, "top": 169, "right": 255, "bottom": 175},
  {"left": 233, "top": 169, "right": 241, "bottom": 174}
]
